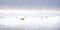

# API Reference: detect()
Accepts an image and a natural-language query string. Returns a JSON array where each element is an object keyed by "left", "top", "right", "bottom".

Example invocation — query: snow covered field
[
  {"left": 0, "top": 13, "right": 60, "bottom": 30},
  {"left": 0, "top": 10, "right": 60, "bottom": 30}
]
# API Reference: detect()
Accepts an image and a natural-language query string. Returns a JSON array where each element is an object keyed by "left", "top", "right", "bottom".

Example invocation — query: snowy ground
[{"left": 0, "top": 13, "right": 60, "bottom": 30}]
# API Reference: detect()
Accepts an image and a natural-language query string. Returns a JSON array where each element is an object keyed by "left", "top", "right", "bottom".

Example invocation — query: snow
[{"left": 0, "top": 13, "right": 60, "bottom": 30}]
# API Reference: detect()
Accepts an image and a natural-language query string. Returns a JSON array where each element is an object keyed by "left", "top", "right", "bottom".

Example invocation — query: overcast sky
[{"left": 0, "top": 0, "right": 60, "bottom": 9}]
